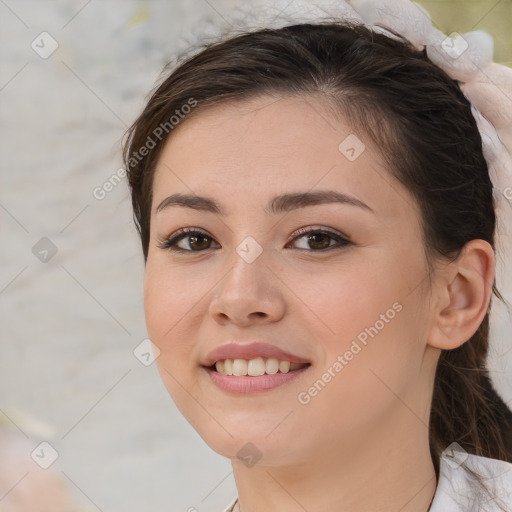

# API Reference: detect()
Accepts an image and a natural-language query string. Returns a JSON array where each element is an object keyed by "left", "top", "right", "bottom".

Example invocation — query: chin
[{"left": 192, "top": 415, "right": 303, "bottom": 466}]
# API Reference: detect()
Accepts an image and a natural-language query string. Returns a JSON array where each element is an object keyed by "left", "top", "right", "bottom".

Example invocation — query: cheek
[
  {"left": 143, "top": 259, "right": 206, "bottom": 417},
  {"left": 143, "top": 258, "right": 204, "bottom": 371},
  {"left": 144, "top": 254, "right": 208, "bottom": 338},
  {"left": 294, "top": 248, "right": 430, "bottom": 429},
  {"left": 292, "top": 250, "right": 416, "bottom": 352}
]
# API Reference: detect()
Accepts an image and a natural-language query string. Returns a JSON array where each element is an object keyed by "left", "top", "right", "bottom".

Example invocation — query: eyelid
[
  {"left": 286, "top": 226, "right": 351, "bottom": 251},
  {"left": 287, "top": 225, "right": 348, "bottom": 243},
  {"left": 157, "top": 225, "right": 351, "bottom": 253},
  {"left": 156, "top": 227, "right": 218, "bottom": 252}
]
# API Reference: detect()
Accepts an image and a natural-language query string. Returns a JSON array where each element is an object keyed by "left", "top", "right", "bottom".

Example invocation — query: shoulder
[{"left": 430, "top": 446, "right": 512, "bottom": 511}]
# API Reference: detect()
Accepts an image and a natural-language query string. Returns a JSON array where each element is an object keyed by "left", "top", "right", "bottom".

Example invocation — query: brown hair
[{"left": 123, "top": 19, "right": 512, "bottom": 498}]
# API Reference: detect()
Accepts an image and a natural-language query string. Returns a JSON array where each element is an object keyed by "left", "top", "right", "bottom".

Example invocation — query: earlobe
[{"left": 427, "top": 239, "right": 495, "bottom": 351}]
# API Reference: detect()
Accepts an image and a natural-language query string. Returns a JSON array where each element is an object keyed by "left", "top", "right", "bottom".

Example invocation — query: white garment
[{"left": 221, "top": 449, "right": 512, "bottom": 511}]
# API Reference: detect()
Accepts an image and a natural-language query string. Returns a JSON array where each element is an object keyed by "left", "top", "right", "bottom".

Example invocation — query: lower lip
[{"left": 203, "top": 365, "right": 311, "bottom": 394}]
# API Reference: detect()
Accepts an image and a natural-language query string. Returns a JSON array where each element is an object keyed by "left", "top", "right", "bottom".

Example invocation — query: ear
[{"left": 427, "top": 239, "right": 495, "bottom": 350}]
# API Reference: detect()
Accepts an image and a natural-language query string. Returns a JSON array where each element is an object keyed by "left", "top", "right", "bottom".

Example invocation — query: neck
[{"left": 231, "top": 405, "right": 437, "bottom": 512}]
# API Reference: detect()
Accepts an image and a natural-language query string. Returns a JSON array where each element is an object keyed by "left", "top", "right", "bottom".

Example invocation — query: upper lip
[{"left": 202, "top": 342, "right": 311, "bottom": 367}]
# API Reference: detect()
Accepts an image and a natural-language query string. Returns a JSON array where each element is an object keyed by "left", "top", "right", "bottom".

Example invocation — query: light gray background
[{"left": 1, "top": 2, "right": 238, "bottom": 511}]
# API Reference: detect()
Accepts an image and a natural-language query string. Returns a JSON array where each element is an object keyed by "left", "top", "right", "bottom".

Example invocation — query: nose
[{"left": 208, "top": 249, "right": 286, "bottom": 327}]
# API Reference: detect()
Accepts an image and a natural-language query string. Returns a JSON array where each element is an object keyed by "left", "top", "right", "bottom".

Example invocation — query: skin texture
[{"left": 144, "top": 94, "right": 495, "bottom": 512}]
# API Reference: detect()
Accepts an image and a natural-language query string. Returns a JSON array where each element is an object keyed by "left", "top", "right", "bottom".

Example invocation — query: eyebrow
[{"left": 155, "top": 190, "right": 374, "bottom": 215}]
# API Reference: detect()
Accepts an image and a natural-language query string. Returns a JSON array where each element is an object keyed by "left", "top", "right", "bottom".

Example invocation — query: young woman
[{"left": 122, "top": 1, "right": 512, "bottom": 510}]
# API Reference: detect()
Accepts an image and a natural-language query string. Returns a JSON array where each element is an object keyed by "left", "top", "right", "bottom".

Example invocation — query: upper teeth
[{"left": 215, "top": 358, "right": 306, "bottom": 376}]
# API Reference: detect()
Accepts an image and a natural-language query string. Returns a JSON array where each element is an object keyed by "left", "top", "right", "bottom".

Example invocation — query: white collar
[
  {"left": 429, "top": 448, "right": 512, "bottom": 511},
  {"left": 222, "top": 450, "right": 512, "bottom": 511}
]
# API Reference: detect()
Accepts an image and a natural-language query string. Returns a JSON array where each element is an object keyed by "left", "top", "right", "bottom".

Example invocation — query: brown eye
[
  {"left": 157, "top": 229, "right": 220, "bottom": 253},
  {"left": 187, "top": 233, "right": 211, "bottom": 250},
  {"left": 289, "top": 228, "right": 351, "bottom": 251},
  {"left": 306, "top": 233, "right": 331, "bottom": 250}
]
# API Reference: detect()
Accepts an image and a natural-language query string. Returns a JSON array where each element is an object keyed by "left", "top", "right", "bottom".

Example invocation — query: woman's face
[{"left": 144, "top": 94, "right": 440, "bottom": 465}]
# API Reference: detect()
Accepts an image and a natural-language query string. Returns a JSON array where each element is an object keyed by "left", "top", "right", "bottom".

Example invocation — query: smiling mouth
[{"left": 207, "top": 357, "right": 311, "bottom": 377}]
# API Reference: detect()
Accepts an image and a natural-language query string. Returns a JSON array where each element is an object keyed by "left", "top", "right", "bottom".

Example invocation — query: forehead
[{"left": 151, "top": 94, "right": 417, "bottom": 223}]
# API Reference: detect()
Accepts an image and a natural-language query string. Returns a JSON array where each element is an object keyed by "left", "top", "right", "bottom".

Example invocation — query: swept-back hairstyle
[{"left": 123, "top": 19, "right": 512, "bottom": 499}]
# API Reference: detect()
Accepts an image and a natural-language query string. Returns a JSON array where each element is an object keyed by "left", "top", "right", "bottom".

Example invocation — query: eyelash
[{"left": 156, "top": 226, "right": 352, "bottom": 254}]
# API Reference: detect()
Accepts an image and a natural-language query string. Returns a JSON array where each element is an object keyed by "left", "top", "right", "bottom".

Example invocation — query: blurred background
[{"left": 1, "top": 1, "right": 511, "bottom": 511}]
